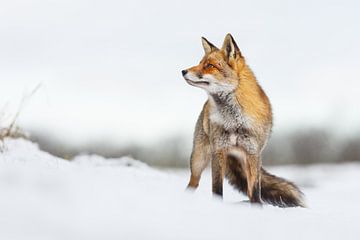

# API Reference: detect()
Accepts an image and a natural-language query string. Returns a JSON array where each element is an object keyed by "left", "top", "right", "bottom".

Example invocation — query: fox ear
[
  {"left": 201, "top": 37, "right": 218, "bottom": 54},
  {"left": 222, "top": 33, "right": 242, "bottom": 61}
]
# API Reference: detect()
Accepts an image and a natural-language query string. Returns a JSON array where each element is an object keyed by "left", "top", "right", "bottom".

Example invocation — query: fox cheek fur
[
  {"left": 182, "top": 34, "right": 305, "bottom": 208},
  {"left": 182, "top": 67, "right": 237, "bottom": 94},
  {"left": 182, "top": 38, "right": 242, "bottom": 94}
]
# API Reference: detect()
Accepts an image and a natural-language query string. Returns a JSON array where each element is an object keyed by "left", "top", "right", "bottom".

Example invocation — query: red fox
[{"left": 181, "top": 34, "right": 305, "bottom": 207}]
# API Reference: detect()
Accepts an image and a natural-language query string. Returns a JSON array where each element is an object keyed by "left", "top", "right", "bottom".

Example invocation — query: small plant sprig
[{"left": 0, "top": 84, "right": 41, "bottom": 151}]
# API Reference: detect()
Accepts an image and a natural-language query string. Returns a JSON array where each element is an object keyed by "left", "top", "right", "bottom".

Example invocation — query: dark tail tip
[{"left": 261, "top": 169, "right": 306, "bottom": 208}]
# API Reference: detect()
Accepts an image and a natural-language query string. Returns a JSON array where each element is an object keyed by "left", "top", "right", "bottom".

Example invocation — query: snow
[{"left": 0, "top": 138, "right": 359, "bottom": 240}]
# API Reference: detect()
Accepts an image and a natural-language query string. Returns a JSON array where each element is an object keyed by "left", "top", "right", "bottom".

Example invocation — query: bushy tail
[
  {"left": 260, "top": 168, "right": 306, "bottom": 207},
  {"left": 227, "top": 155, "right": 306, "bottom": 208}
]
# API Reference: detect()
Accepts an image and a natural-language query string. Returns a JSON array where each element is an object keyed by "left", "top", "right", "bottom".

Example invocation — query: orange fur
[{"left": 235, "top": 65, "right": 272, "bottom": 124}]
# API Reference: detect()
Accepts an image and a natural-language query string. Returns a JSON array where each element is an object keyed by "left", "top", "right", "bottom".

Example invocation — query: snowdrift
[{"left": 0, "top": 138, "right": 359, "bottom": 240}]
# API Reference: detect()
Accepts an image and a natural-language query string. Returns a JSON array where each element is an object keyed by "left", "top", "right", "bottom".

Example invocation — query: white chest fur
[{"left": 208, "top": 93, "right": 252, "bottom": 131}]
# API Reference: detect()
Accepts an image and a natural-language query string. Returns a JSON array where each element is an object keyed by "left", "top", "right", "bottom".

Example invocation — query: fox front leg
[
  {"left": 187, "top": 147, "right": 210, "bottom": 189},
  {"left": 187, "top": 140, "right": 211, "bottom": 189},
  {"left": 211, "top": 150, "right": 226, "bottom": 197}
]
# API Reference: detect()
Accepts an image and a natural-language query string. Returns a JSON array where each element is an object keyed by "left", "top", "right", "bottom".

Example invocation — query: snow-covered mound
[{"left": 0, "top": 138, "right": 359, "bottom": 240}]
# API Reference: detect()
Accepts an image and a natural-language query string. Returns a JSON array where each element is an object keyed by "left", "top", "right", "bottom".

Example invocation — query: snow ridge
[{"left": 0, "top": 138, "right": 359, "bottom": 240}]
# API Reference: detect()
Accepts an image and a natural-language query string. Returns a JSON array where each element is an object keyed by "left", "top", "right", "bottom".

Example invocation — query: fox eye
[{"left": 205, "top": 63, "right": 215, "bottom": 69}]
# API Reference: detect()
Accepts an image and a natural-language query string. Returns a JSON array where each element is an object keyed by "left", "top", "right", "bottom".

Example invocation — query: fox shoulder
[{"left": 235, "top": 68, "right": 273, "bottom": 125}]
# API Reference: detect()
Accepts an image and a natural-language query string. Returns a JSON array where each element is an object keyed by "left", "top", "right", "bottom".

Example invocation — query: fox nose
[{"left": 181, "top": 70, "right": 188, "bottom": 76}]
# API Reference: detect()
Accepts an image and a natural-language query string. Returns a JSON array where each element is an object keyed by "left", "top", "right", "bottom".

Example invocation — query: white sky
[{"left": 1, "top": 0, "right": 359, "bottom": 145}]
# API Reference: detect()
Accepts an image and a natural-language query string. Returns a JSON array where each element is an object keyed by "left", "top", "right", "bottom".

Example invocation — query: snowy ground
[{"left": 0, "top": 138, "right": 359, "bottom": 240}]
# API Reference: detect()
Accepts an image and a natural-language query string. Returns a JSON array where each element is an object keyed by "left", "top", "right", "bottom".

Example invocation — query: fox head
[{"left": 182, "top": 34, "right": 246, "bottom": 94}]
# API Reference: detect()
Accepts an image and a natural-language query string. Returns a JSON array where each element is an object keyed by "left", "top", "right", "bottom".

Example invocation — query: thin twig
[{"left": 0, "top": 83, "right": 42, "bottom": 140}]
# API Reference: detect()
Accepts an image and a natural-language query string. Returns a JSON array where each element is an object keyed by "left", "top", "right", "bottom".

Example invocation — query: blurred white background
[{"left": 1, "top": 0, "right": 359, "bottom": 148}]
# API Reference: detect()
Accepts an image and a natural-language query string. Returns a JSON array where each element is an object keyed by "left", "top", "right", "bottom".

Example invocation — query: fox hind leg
[
  {"left": 228, "top": 148, "right": 262, "bottom": 204},
  {"left": 242, "top": 154, "right": 262, "bottom": 203}
]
